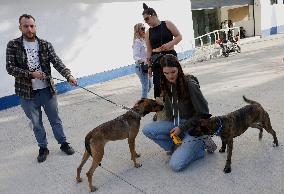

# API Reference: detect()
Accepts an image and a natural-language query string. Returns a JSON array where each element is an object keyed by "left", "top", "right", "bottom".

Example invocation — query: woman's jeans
[
  {"left": 135, "top": 64, "right": 152, "bottom": 98},
  {"left": 20, "top": 87, "right": 67, "bottom": 148},
  {"left": 142, "top": 120, "right": 205, "bottom": 172}
]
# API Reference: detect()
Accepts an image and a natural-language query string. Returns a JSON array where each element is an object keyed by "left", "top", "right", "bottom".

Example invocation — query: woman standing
[
  {"left": 142, "top": 3, "right": 182, "bottom": 99},
  {"left": 133, "top": 23, "right": 152, "bottom": 99},
  {"left": 142, "top": 54, "right": 216, "bottom": 172}
]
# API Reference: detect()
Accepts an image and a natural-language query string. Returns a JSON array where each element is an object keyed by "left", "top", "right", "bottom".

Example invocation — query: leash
[
  {"left": 75, "top": 150, "right": 147, "bottom": 194},
  {"left": 54, "top": 77, "right": 147, "bottom": 192},
  {"left": 51, "top": 77, "right": 141, "bottom": 118},
  {"left": 173, "top": 117, "right": 223, "bottom": 144}
]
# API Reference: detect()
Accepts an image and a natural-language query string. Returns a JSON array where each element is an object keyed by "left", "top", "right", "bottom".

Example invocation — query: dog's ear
[
  {"left": 134, "top": 99, "right": 145, "bottom": 107},
  {"left": 200, "top": 113, "right": 212, "bottom": 119}
]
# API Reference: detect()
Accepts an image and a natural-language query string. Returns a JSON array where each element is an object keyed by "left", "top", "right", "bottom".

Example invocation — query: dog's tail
[
  {"left": 243, "top": 95, "right": 261, "bottom": 106},
  {"left": 85, "top": 132, "right": 92, "bottom": 157}
]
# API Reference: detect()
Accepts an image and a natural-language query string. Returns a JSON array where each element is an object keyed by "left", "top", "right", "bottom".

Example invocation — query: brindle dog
[
  {"left": 190, "top": 96, "right": 278, "bottom": 173},
  {"left": 76, "top": 99, "right": 164, "bottom": 192}
]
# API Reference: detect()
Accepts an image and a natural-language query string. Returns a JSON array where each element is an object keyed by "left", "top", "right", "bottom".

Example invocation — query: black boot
[
  {"left": 60, "top": 142, "right": 75, "bottom": 155},
  {"left": 37, "top": 147, "right": 49, "bottom": 163}
]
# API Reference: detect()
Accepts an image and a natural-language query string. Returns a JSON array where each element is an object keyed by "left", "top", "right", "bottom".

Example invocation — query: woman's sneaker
[
  {"left": 37, "top": 147, "right": 49, "bottom": 163},
  {"left": 60, "top": 142, "right": 75, "bottom": 155}
]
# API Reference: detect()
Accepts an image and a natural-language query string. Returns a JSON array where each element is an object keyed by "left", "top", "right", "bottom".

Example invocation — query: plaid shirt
[{"left": 6, "top": 36, "right": 73, "bottom": 99}]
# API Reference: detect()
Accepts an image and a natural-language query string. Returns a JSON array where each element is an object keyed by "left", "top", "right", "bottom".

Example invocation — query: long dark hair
[
  {"left": 160, "top": 54, "right": 189, "bottom": 99},
  {"left": 142, "top": 3, "right": 157, "bottom": 16}
]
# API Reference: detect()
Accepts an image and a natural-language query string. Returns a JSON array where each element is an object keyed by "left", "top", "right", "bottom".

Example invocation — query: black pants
[{"left": 152, "top": 50, "right": 177, "bottom": 98}]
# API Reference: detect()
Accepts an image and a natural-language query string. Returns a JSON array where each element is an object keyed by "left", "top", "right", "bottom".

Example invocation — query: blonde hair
[{"left": 133, "top": 23, "right": 145, "bottom": 45}]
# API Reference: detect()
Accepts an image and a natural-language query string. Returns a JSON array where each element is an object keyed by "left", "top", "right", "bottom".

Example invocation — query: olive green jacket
[{"left": 162, "top": 77, "right": 209, "bottom": 131}]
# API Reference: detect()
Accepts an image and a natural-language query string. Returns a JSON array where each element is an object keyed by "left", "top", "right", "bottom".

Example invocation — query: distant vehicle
[{"left": 216, "top": 33, "right": 241, "bottom": 57}]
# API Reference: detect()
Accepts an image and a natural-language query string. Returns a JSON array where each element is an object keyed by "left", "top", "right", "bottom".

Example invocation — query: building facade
[
  {"left": 191, "top": 0, "right": 284, "bottom": 39},
  {"left": 0, "top": 0, "right": 283, "bottom": 110}
]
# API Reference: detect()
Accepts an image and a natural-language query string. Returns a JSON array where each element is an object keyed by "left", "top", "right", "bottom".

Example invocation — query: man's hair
[
  {"left": 142, "top": 3, "right": 157, "bottom": 16},
  {"left": 19, "top": 14, "right": 35, "bottom": 24}
]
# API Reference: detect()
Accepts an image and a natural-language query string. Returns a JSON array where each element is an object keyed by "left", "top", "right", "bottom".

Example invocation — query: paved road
[{"left": 0, "top": 34, "right": 284, "bottom": 194}]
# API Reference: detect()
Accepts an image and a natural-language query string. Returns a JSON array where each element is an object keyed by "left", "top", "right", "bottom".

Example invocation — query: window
[
  {"left": 270, "top": 0, "right": 278, "bottom": 4},
  {"left": 228, "top": 6, "right": 249, "bottom": 22}
]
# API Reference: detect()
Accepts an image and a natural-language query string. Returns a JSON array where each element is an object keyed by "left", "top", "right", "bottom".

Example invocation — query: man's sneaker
[
  {"left": 37, "top": 147, "right": 49, "bottom": 163},
  {"left": 203, "top": 137, "right": 217, "bottom": 153},
  {"left": 60, "top": 142, "right": 75, "bottom": 155}
]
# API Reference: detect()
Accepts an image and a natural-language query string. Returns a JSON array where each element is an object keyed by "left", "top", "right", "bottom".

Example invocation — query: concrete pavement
[{"left": 0, "top": 34, "right": 284, "bottom": 194}]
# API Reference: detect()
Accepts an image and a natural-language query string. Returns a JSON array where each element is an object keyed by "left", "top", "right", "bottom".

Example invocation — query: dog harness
[{"left": 216, "top": 117, "right": 223, "bottom": 136}]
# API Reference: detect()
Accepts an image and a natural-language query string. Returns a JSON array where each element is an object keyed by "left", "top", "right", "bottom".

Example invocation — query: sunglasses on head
[
  {"left": 144, "top": 15, "right": 151, "bottom": 22},
  {"left": 140, "top": 27, "right": 145, "bottom": 31}
]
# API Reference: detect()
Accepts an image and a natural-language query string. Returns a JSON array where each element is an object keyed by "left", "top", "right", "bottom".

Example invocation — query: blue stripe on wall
[
  {"left": 0, "top": 49, "right": 194, "bottom": 111},
  {"left": 262, "top": 25, "right": 284, "bottom": 37}
]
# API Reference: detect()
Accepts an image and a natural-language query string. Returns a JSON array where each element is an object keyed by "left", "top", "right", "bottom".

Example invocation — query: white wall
[
  {"left": 260, "top": 0, "right": 284, "bottom": 35},
  {"left": 220, "top": 5, "right": 255, "bottom": 37},
  {"left": 0, "top": 0, "right": 193, "bottom": 97},
  {"left": 254, "top": 0, "right": 262, "bottom": 36}
]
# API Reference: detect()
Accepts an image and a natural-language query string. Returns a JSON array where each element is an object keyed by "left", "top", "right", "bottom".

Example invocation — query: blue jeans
[
  {"left": 20, "top": 87, "right": 67, "bottom": 148},
  {"left": 135, "top": 65, "right": 152, "bottom": 98},
  {"left": 142, "top": 120, "right": 205, "bottom": 172}
]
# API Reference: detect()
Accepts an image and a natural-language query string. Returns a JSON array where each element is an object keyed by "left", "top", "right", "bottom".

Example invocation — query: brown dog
[
  {"left": 76, "top": 98, "right": 164, "bottom": 192},
  {"left": 190, "top": 96, "right": 278, "bottom": 173}
]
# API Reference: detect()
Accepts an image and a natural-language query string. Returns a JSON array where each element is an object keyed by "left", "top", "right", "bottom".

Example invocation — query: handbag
[{"left": 150, "top": 53, "right": 164, "bottom": 67}]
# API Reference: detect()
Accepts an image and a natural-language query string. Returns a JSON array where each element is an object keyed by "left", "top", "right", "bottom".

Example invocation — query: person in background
[
  {"left": 142, "top": 3, "right": 182, "bottom": 121},
  {"left": 142, "top": 54, "right": 217, "bottom": 172},
  {"left": 142, "top": 3, "right": 182, "bottom": 99},
  {"left": 132, "top": 23, "right": 152, "bottom": 99},
  {"left": 6, "top": 14, "right": 77, "bottom": 163}
]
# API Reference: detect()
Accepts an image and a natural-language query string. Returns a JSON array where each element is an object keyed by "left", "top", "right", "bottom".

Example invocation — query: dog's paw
[
  {"left": 135, "top": 153, "right": 141, "bottom": 158},
  {"left": 135, "top": 163, "right": 142, "bottom": 168},
  {"left": 90, "top": 186, "right": 98, "bottom": 192},
  {"left": 223, "top": 166, "right": 231, "bottom": 173},
  {"left": 76, "top": 177, "right": 82, "bottom": 183},
  {"left": 273, "top": 143, "right": 279, "bottom": 147},
  {"left": 219, "top": 149, "right": 225, "bottom": 153}
]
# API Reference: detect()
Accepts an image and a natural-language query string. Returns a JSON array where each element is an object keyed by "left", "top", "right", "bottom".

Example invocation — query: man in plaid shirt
[{"left": 6, "top": 14, "right": 77, "bottom": 163}]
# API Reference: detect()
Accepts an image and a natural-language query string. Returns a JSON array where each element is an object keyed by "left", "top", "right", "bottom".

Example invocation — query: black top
[{"left": 149, "top": 21, "right": 173, "bottom": 50}]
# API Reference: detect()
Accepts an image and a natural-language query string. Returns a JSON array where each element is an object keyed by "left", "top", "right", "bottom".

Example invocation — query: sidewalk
[{"left": 0, "top": 35, "right": 284, "bottom": 194}]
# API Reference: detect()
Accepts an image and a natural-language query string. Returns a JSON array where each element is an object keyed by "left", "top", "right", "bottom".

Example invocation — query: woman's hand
[
  {"left": 160, "top": 42, "right": 173, "bottom": 51},
  {"left": 148, "top": 67, "right": 152, "bottom": 77},
  {"left": 170, "top": 126, "right": 181, "bottom": 136}
]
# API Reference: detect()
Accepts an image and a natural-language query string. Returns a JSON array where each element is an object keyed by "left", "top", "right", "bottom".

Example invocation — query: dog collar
[
  {"left": 215, "top": 117, "right": 223, "bottom": 136},
  {"left": 129, "top": 109, "right": 142, "bottom": 119}
]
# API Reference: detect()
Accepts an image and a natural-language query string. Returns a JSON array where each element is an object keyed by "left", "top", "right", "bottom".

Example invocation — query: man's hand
[
  {"left": 68, "top": 76, "right": 77, "bottom": 86},
  {"left": 170, "top": 126, "right": 181, "bottom": 136},
  {"left": 31, "top": 71, "right": 45, "bottom": 80}
]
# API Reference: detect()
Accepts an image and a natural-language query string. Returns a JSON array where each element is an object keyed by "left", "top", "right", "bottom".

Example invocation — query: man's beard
[{"left": 23, "top": 32, "right": 36, "bottom": 41}]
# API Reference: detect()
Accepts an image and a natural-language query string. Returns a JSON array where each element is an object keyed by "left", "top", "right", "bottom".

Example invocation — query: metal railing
[
  {"left": 189, "top": 27, "right": 240, "bottom": 62},
  {"left": 193, "top": 27, "right": 240, "bottom": 47}
]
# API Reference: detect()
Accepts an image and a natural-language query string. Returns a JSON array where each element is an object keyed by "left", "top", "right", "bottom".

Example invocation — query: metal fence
[{"left": 188, "top": 27, "right": 240, "bottom": 62}]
